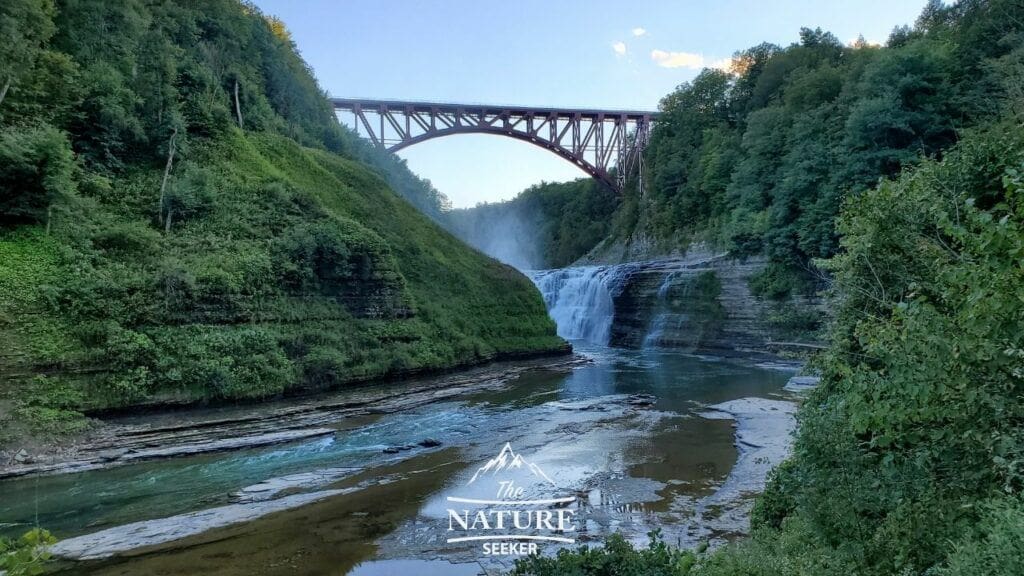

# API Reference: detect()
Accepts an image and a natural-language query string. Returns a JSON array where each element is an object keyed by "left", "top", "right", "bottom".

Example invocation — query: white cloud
[
  {"left": 632, "top": 27, "right": 647, "bottom": 37},
  {"left": 612, "top": 41, "right": 627, "bottom": 55},
  {"left": 650, "top": 49, "right": 704, "bottom": 69}
]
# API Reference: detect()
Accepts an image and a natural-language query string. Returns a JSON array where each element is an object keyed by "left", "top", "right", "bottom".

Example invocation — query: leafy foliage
[
  {"left": 707, "top": 119, "right": 1024, "bottom": 574},
  {"left": 0, "top": 0, "right": 562, "bottom": 435},
  {"left": 511, "top": 531, "right": 702, "bottom": 576},
  {"left": 0, "top": 124, "right": 74, "bottom": 225},
  {"left": 603, "top": 1, "right": 1022, "bottom": 298},
  {"left": 0, "top": 529, "right": 56, "bottom": 576},
  {"left": 941, "top": 496, "right": 1024, "bottom": 576}
]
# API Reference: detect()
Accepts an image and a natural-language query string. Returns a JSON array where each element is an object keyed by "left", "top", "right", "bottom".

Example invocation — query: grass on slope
[{"left": 0, "top": 129, "right": 563, "bottom": 442}]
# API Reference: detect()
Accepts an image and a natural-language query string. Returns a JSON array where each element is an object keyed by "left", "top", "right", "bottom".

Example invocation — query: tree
[
  {"left": 842, "top": 39, "right": 956, "bottom": 186},
  {"left": 0, "top": 124, "right": 74, "bottom": 227},
  {"left": 163, "top": 162, "right": 215, "bottom": 232},
  {"left": 0, "top": 0, "right": 57, "bottom": 109}
]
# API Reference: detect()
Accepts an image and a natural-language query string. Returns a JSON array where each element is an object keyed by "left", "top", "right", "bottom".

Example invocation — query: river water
[{"left": 0, "top": 265, "right": 797, "bottom": 575}]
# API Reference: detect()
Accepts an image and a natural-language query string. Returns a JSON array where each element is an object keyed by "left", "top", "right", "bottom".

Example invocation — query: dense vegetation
[
  {"left": 722, "top": 116, "right": 1024, "bottom": 576},
  {"left": 512, "top": 532, "right": 709, "bottom": 576},
  {"left": 619, "top": 0, "right": 1022, "bottom": 297},
  {"left": 512, "top": 1, "right": 1024, "bottom": 575},
  {"left": 444, "top": 178, "right": 619, "bottom": 269},
  {"left": 0, "top": 0, "right": 563, "bottom": 443}
]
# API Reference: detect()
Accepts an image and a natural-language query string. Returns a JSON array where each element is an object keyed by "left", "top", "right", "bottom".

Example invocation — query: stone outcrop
[
  {"left": 49, "top": 488, "right": 350, "bottom": 561},
  {"left": 784, "top": 375, "right": 822, "bottom": 393},
  {"left": 605, "top": 254, "right": 822, "bottom": 357},
  {"left": 0, "top": 354, "right": 588, "bottom": 480}
]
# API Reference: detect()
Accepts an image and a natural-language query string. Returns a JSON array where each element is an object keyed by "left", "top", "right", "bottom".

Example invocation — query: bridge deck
[{"left": 331, "top": 98, "right": 660, "bottom": 120}]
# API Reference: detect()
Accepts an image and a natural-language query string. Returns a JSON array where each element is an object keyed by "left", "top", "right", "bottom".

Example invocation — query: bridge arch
[
  {"left": 331, "top": 98, "right": 657, "bottom": 193},
  {"left": 390, "top": 125, "right": 616, "bottom": 189}
]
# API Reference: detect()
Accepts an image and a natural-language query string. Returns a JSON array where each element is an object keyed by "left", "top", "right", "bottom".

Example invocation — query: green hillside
[{"left": 0, "top": 0, "right": 562, "bottom": 441}]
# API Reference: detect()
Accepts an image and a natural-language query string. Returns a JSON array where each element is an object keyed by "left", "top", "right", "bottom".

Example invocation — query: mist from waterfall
[{"left": 443, "top": 204, "right": 542, "bottom": 270}]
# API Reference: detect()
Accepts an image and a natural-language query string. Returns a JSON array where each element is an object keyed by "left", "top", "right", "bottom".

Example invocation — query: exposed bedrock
[
  {"left": 608, "top": 255, "right": 805, "bottom": 355},
  {"left": 532, "top": 253, "right": 823, "bottom": 357}
]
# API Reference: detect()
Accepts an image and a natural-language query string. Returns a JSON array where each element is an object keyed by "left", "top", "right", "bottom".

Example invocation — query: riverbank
[
  {"left": 0, "top": 346, "right": 803, "bottom": 575},
  {"left": 42, "top": 390, "right": 800, "bottom": 572},
  {"left": 0, "top": 352, "right": 582, "bottom": 480}
]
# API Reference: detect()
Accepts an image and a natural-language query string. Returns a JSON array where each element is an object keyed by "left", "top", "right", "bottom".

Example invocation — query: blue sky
[{"left": 252, "top": 0, "right": 929, "bottom": 208}]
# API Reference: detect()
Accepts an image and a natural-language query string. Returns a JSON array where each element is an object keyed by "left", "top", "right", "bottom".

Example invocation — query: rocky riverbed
[
  {"left": 0, "top": 346, "right": 804, "bottom": 575},
  {"left": 43, "top": 393, "right": 798, "bottom": 573},
  {"left": 0, "top": 354, "right": 588, "bottom": 480}
]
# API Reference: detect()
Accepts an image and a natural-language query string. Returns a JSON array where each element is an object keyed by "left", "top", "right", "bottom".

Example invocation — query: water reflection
[{"left": 0, "top": 344, "right": 794, "bottom": 575}]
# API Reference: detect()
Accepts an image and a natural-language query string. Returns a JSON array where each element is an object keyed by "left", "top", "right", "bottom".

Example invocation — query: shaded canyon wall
[{"left": 531, "top": 255, "right": 823, "bottom": 357}]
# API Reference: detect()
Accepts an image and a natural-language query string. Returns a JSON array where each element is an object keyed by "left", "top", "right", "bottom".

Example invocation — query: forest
[
  {"left": 463, "top": 2, "right": 1021, "bottom": 287},
  {"left": 0, "top": 0, "right": 562, "bottom": 451}
]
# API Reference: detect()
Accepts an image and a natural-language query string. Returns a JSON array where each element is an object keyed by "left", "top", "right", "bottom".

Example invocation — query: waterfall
[
  {"left": 643, "top": 271, "right": 689, "bottom": 349},
  {"left": 529, "top": 265, "right": 633, "bottom": 346}
]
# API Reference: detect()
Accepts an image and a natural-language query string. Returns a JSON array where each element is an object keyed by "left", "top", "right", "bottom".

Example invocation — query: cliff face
[{"left": 606, "top": 255, "right": 822, "bottom": 357}]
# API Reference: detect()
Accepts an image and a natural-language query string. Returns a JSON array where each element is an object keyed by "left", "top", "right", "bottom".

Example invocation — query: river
[{"left": 0, "top": 264, "right": 800, "bottom": 575}]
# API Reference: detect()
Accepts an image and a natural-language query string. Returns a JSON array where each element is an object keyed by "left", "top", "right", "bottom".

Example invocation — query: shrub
[
  {"left": 152, "top": 328, "right": 296, "bottom": 400},
  {"left": 14, "top": 376, "right": 89, "bottom": 436},
  {"left": 747, "top": 263, "right": 816, "bottom": 301},
  {"left": 751, "top": 460, "right": 798, "bottom": 530},
  {"left": 510, "top": 531, "right": 699, "bottom": 576},
  {"left": 91, "top": 220, "right": 160, "bottom": 256},
  {"left": 761, "top": 303, "right": 822, "bottom": 341},
  {"left": 163, "top": 162, "right": 216, "bottom": 230},
  {"left": 0, "top": 123, "right": 74, "bottom": 226},
  {"left": 274, "top": 221, "right": 355, "bottom": 292},
  {"left": 942, "top": 497, "right": 1024, "bottom": 576},
  {"left": 299, "top": 346, "right": 349, "bottom": 389}
]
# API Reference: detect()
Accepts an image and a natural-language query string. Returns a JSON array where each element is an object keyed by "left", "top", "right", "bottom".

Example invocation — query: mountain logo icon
[{"left": 468, "top": 442, "right": 555, "bottom": 485}]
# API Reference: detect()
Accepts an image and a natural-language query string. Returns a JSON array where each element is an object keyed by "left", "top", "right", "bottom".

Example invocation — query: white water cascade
[
  {"left": 643, "top": 270, "right": 693, "bottom": 349},
  {"left": 644, "top": 272, "right": 675, "bottom": 348},
  {"left": 528, "top": 266, "right": 632, "bottom": 346}
]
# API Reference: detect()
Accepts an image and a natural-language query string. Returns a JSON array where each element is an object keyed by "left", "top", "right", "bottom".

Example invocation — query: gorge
[
  {"left": 3, "top": 1, "right": 1023, "bottom": 575},
  {"left": 0, "top": 230, "right": 815, "bottom": 574}
]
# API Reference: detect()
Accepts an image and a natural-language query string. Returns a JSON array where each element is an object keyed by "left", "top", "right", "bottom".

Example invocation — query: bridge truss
[{"left": 332, "top": 98, "right": 657, "bottom": 193}]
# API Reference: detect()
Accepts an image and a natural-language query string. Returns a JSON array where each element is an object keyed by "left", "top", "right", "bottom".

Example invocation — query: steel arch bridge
[{"left": 332, "top": 98, "right": 658, "bottom": 193}]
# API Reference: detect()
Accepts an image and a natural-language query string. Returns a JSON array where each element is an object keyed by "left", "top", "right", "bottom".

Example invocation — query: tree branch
[
  {"left": 158, "top": 128, "right": 178, "bottom": 226},
  {"left": 234, "top": 79, "right": 243, "bottom": 129},
  {"left": 0, "top": 76, "right": 11, "bottom": 108}
]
